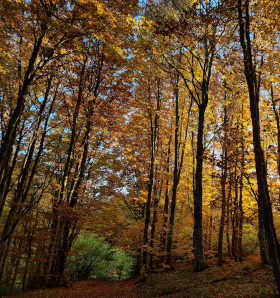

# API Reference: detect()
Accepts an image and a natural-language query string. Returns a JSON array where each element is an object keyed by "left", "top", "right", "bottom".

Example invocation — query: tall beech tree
[
  {"left": 0, "top": 77, "right": 57, "bottom": 281},
  {"left": 165, "top": 70, "right": 193, "bottom": 269},
  {"left": 0, "top": 0, "right": 82, "bottom": 216},
  {"left": 0, "top": 0, "right": 139, "bottom": 288},
  {"left": 143, "top": 0, "right": 227, "bottom": 271},
  {"left": 236, "top": 0, "right": 280, "bottom": 291},
  {"left": 217, "top": 101, "right": 228, "bottom": 265},
  {"left": 141, "top": 72, "right": 162, "bottom": 272}
]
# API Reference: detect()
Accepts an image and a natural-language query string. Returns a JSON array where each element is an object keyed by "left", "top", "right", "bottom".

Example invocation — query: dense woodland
[{"left": 1, "top": 0, "right": 280, "bottom": 295}]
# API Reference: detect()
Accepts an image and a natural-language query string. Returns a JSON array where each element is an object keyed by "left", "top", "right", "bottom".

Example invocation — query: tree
[
  {"left": 236, "top": 0, "right": 280, "bottom": 291},
  {"left": 0, "top": 0, "right": 139, "bottom": 288}
]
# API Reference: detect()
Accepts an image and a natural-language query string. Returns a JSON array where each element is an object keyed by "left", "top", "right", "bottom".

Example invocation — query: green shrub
[{"left": 66, "top": 233, "right": 134, "bottom": 281}]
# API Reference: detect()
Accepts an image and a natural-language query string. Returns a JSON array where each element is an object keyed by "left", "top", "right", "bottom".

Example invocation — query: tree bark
[
  {"left": 166, "top": 77, "right": 180, "bottom": 269},
  {"left": 237, "top": 111, "right": 245, "bottom": 260},
  {"left": 193, "top": 104, "right": 208, "bottom": 271},
  {"left": 237, "top": 0, "right": 280, "bottom": 292},
  {"left": 160, "top": 136, "right": 171, "bottom": 267},
  {"left": 226, "top": 173, "right": 232, "bottom": 259},
  {"left": 46, "top": 51, "right": 104, "bottom": 286},
  {"left": 258, "top": 205, "right": 269, "bottom": 265},
  {"left": 0, "top": 29, "right": 47, "bottom": 213},
  {"left": 218, "top": 105, "right": 228, "bottom": 265},
  {"left": 143, "top": 80, "right": 161, "bottom": 272},
  {"left": 270, "top": 86, "right": 280, "bottom": 176}
]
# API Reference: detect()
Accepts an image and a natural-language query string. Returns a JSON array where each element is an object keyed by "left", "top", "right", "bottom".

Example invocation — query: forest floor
[
  {"left": 136, "top": 255, "right": 277, "bottom": 297},
  {"left": 6, "top": 255, "right": 278, "bottom": 297}
]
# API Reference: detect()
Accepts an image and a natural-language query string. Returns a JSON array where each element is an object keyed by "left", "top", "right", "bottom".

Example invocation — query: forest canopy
[{"left": 1, "top": 0, "right": 280, "bottom": 295}]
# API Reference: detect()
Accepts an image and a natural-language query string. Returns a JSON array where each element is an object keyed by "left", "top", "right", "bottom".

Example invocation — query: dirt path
[{"left": 16, "top": 279, "right": 139, "bottom": 298}]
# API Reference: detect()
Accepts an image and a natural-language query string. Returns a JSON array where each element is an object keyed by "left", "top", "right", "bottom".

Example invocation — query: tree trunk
[
  {"left": 226, "top": 174, "right": 232, "bottom": 259},
  {"left": 232, "top": 157, "right": 238, "bottom": 262},
  {"left": 160, "top": 137, "right": 171, "bottom": 267},
  {"left": 46, "top": 54, "right": 104, "bottom": 286},
  {"left": 258, "top": 205, "right": 269, "bottom": 265},
  {"left": 0, "top": 123, "right": 24, "bottom": 217},
  {"left": 166, "top": 74, "right": 180, "bottom": 269},
  {"left": 218, "top": 105, "right": 228, "bottom": 265},
  {"left": 193, "top": 105, "right": 208, "bottom": 271},
  {"left": 0, "top": 29, "right": 47, "bottom": 213},
  {"left": 142, "top": 80, "right": 161, "bottom": 272},
  {"left": 237, "top": 0, "right": 280, "bottom": 292},
  {"left": 0, "top": 237, "right": 12, "bottom": 283},
  {"left": 237, "top": 112, "right": 245, "bottom": 260},
  {"left": 150, "top": 192, "right": 160, "bottom": 271},
  {"left": 271, "top": 86, "right": 280, "bottom": 176},
  {"left": 10, "top": 239, "right": 23, "bottom": 293}
]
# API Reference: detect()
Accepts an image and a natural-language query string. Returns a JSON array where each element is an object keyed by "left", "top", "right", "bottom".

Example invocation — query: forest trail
[
  {"left": 8, "top": 257, "right": 277, "bottom": 297},
  {"left": 13, "top": 279, "right": 138, "bottom": 298}
]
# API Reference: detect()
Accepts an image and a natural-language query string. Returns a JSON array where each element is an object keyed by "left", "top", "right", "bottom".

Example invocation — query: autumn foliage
[{"left": 1, "top": 0, "right": 280, "bottom": 295}]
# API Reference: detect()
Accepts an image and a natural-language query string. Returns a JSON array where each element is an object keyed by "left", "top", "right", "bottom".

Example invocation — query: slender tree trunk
[
  {"left": 166, "top": 75, "right": 180, "bottom": 269},
  {"left": 237, "top": 178, "right": 244, "bottom": 260},
  {"left": 22, "top": 212, "right": 39, "bottom": 290},
  {"left": 46, "top": 54, "right": 104, "bottom": 285},
  {"left": 143, "top": 81, "right": 161, "bottom": 272},
  {"left": 232, "top": 157, "right": 238, "bottom": 262},
  {"left": 22, "top": 251, "right": 32, "bottom": 290},
  {"left": 44, "top": 65, "right": 87, "bottom": 286},
  {"left": 218, "top": 152, "right": 227, "bottom": 264},
  {"left": 135, "top": 248, "right": 143, "bottom": 276},
  {"left": 143, "top": 144, "right": 156, "bottom": 270},
  {"left": 237, "top": 113, "right": 245, "bottom": 260},
  {"left": 160, "top": 137, "right": 171, "bottom": 267},
  {"left": 226, "top": 173, "right": 232, "bottom": 259},
  {"left": 237, "top": 0, "right": 280, "bottom": 292},
  {"left": 10, "top": 239, "right": 23, "bottom": 293},
  {"left": 271, "top": 86, "right": 280, "bottom": 176},
  {"left": 54, "top": 53, "right": 104, "bottom": 284},
  {"left": 193, "top": 104, "right": 208, "bottom": 271},
  {"left": 0, "top": 123, "right": 24, "bottom": 217},
  {"left": 258, "top": 205, "right": 269, "bottom": 265},
  {"left": 218, "top": 105, "right": 228, "bottom": 265},
  {"left": 245, "top": 172, "right": 269, "bottom": 265},
  {"left": 0, "top": 86, "right": 55, "bottom": 282},
  {"left": 150, "top": 192, "right": 160, "bottom": 271},
  {"left": 54, "top": 116, "right": 93, "bottom": 283},
  {"left": 189, "top": 34, "right": 213, "bottom": 273},
  {"left": 208, "top": 214, "right": 213, "bottom": 251},
  {"left": 0, "top": 237, "right": 12, "bottom": 283},
  {"left": 0, "top": 29, "right": 47, "bottom": 212},
  {"left": 0, "top": 80, "right": 53, "bottom": 243}
]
